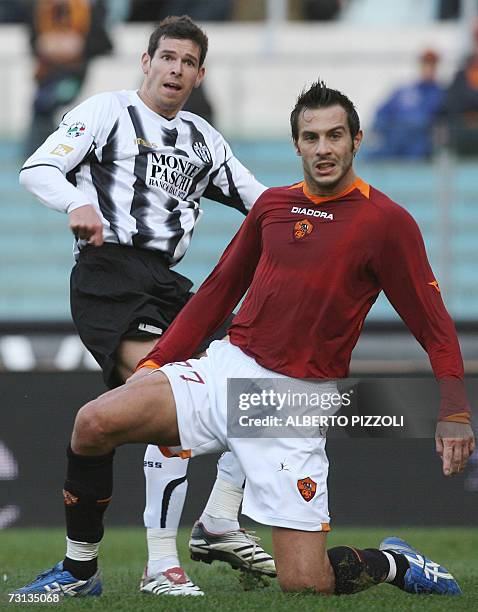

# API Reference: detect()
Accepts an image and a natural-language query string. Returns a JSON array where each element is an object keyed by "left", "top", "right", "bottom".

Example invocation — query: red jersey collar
[{"left": 289, "top": 177, "right": 370, "bottom": 205}]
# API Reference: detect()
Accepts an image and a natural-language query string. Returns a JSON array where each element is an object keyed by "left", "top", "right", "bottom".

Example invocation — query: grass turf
[{"left": 1, "top": 526, "right": 477, "bottom": 611}]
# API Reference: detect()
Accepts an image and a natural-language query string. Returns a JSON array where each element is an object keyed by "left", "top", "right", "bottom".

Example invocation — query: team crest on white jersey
[
  {"left": 290, "top": 206, "right": 334, "bottom": 220},
  {"left": 193, "top": 141, "right": 212, "bottom": 164}
]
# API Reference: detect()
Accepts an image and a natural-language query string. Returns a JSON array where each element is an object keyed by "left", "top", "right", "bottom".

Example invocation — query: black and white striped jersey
[{"left": 20, "top": 90, "right": 266, "bottom": 264}]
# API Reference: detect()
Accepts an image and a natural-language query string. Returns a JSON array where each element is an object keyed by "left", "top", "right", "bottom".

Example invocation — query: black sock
[
  {"left": 384, "top": 550, "right": 409, "bottom": 590},
  {"left": 64, "top": 444, "right": 114, "bottom": 542},
  {"left": 63, "top": 557, "right": 98, "bottom": 581},
  {"left": 62, "top": 444, "right": 114, "bottom": 578}
]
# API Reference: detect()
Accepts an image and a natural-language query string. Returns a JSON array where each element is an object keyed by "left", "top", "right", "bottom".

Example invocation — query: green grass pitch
[{"left": 1, "top": 526, "right": 477, "bottom": 611}]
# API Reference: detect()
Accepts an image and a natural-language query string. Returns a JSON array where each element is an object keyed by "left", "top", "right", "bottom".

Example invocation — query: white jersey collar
[{"left": 132, "top": 90, "right": 180, "bottom": 125}]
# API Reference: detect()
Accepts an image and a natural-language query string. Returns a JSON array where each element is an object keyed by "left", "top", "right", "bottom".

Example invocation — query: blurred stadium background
[{"left": 1, "top": 0, "right": 477, "bottom": 531}]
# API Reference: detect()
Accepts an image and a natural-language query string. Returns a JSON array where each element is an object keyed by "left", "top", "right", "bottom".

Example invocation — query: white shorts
[{"left": 160, "top": 340, "right": 334, "bottom": 531}]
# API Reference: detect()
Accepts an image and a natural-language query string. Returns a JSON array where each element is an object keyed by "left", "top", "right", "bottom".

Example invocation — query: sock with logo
[{"left": 62, "top": 444, "right": 114, "bottom": 580}]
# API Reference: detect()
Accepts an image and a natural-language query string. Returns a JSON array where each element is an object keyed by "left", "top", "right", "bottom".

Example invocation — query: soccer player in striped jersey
[
  {"left": 19, "top": 15, "right": 274, "bottom": 596},
  {"left": 15, "top": 81, "right": 474, "bottom": 598}
]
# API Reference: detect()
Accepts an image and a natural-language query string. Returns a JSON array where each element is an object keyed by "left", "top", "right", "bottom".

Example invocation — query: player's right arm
[
  {"left": 19, "top": 93, "right": 116, "bottom": 244},
  {"left": 136, "top": 196, "right": 266, "bottom": 370}
]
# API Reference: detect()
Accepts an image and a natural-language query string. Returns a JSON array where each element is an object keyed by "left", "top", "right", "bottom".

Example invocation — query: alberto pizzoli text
[{"left": 238, "top": 415, "right": 405, "bottom": 428}]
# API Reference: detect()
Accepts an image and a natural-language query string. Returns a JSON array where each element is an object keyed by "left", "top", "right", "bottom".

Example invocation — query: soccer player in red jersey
[{"left": 15, "top": 81, "right": 474, "bottom": 597}]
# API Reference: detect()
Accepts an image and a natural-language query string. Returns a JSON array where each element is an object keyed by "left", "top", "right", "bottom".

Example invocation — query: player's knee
[{"left": 73, "top": 398, "right": 113, "bottom": 452}]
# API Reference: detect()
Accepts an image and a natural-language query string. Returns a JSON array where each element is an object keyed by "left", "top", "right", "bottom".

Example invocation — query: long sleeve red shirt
[{"left": 139, "top": 178, "right": 470, "bottom": 422}]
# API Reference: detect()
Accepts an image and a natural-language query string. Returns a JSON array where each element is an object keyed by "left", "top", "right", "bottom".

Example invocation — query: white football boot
[
  {"left": 189, "top": 521, "right": 276, "bottom": 577},
  {"left": 139, "top": 566, "right": 204, "bottom": 596}
]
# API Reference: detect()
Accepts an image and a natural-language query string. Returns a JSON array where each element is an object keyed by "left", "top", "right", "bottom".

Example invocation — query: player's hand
[
  {"left": 126, "top": 367, "right": 155, "bottom": 384},
  {"left": 69, "top": 205, "right": 104, "bottom": 246},
  {"left": 435, "top": 421, "right": 475, "bottom": 476}
]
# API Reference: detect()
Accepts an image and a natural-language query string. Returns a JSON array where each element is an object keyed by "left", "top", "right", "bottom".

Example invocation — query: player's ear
[
  {"left": 194, "top": 66, "right": 206, "bottom": 88},
  {"left": 352, "top": 130, "right": 363, "bottom": 156},
  {"left": 141, "top": 52, "right": 152, "bottom": 75},
  {"left": 294, "top": 139, "right": 302, "bottom": 156}
]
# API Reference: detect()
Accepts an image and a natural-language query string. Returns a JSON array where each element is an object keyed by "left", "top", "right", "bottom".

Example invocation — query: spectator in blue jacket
[
  {"left": 444, "top": 19, "right": 478, "bottom": 156},
  {"left": 367, "top": 49, "right": 445, "bottom": 159}
]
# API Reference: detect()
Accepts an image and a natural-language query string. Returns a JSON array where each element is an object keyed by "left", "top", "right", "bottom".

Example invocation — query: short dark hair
[
  {"left": 147, "top": 15, "right": 209, "bottom": 66},
  {"left": 290, "top": 79, "right": 360, "bottom": 142}
]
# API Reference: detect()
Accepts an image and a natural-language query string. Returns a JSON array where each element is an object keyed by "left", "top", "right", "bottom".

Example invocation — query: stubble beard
[{"left": 305, "top": 158, "right": 347, "bottom": 195}]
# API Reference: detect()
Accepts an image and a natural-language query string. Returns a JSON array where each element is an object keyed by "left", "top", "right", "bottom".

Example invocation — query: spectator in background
[
  {"left": 103, "top": 0, "right": 131, "bottom": 25},
  {"left": 302, "top": 0, "right": 343, "bottom": 20},
  {"left": 367, "top": 49, "right": 445, "bottom": 159},
  {"left": 25, "top": 0, "right": 113, "bottom": 155},
  {"left": 0, "top": 0, "right": 27, "bottom": 22},
  {"left": 444, "top": 22, "right": 478, "bottom": 156},
  {"left": 438, "top": 0, "right": 461, "bottom": 19},
  {"left": 129, "top": 0, "right": 234, "bottom": 22}
]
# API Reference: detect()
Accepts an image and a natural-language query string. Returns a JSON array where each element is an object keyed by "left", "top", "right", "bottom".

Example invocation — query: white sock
[
  {"left": 200, "top": 477, "right": 243, "bottom": 533},
  {"left": 143, "top": 445, "right": 188, "bottom": 573},
  {"left": 217, "top": 451, "right": 246, "bottom": 488},
  {"left": 383, "top": 551, "right": 397, "bottom": 582},
  {"left": 143, "top": 445, "right": 188, "bottom": 530},
  {"left": 146, "top": 528, "right": 180, "bottom": 575},
  {"left": 66, "top": 537, "right": 99, "bottom": 562}
]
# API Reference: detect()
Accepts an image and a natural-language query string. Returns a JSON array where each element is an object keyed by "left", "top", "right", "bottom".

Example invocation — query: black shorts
[{"left": 70, "top": 243, "right": 234, "bottom": 388}]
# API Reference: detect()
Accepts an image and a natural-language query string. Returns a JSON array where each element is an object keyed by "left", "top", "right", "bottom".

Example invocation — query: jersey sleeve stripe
[{"left": 21, "top": 163, "right": 63, "bottom": 172}]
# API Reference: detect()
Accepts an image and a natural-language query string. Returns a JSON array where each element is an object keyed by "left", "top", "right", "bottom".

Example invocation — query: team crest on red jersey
[
  {"left": 297, "top": 477, "right": 317, "bottom": 502},
  {"left": 293, "top": 218, "right": 313, "bottom": 240}
]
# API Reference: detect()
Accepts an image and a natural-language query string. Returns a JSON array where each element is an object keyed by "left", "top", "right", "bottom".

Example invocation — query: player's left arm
[
  {"left": 375, "top": 204, "right": 475, "bottom": 475},
  {"left": 203, "top": 132, "right": 267, "bottom": 213}
]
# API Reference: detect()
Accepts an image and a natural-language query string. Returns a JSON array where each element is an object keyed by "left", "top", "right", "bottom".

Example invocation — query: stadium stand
[{"left": 1, "top": 139, "right": 477, "bottom": 321}]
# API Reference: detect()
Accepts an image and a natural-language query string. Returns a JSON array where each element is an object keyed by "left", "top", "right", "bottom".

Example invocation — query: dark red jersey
[{"left": 139, "top": 178, "right": 470, "bottom": 422}]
